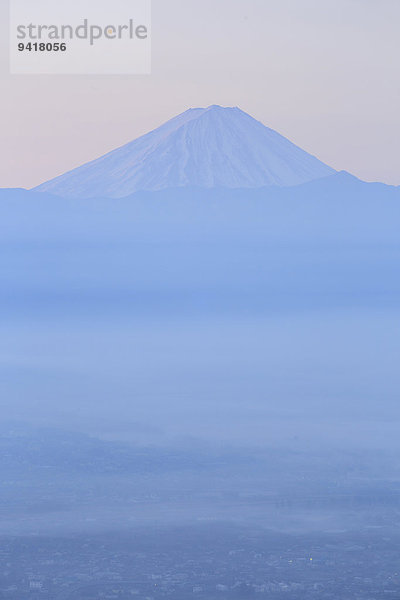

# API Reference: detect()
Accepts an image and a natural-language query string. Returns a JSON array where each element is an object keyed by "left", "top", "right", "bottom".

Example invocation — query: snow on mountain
[{"left": 33, "top": 105, "right": 336, "bottom": 199}]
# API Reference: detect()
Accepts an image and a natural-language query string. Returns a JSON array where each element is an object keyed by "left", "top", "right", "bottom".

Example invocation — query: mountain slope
[{"left": 33, "top": 105, "right": 336, "bottom": 199}]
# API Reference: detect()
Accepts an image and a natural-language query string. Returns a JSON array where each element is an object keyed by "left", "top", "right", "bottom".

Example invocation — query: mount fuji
[{"left": 34, "top": 105, "right": 336, "bottom": 199}]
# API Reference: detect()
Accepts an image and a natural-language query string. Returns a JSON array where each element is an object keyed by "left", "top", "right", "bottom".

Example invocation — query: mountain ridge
[{"left": 33, "top": 105, "right": 336, "bottom": 199}]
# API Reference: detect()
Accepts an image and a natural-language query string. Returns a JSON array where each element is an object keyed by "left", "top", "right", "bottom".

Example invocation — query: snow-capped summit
[{"left": 34, "top": 105, "right": 336, "bottom": 198}]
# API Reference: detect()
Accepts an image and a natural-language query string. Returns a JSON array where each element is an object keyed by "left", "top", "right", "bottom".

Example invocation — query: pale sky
[{"left": 0, "top": 0, "right": 399, "bottom": 188}]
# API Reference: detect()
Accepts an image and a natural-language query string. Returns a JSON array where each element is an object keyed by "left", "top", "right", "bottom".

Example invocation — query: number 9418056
[{"left": 18, "top": 42, "right": 67, "bottom": 52}]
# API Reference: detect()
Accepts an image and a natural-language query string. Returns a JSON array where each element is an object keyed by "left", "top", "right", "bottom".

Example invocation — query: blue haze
[
  {"left": 1, "top": 174, "right": 400, "bottom": 598},
  {"left": 1, "top": 173, "right": 400, "bottom": 448}
]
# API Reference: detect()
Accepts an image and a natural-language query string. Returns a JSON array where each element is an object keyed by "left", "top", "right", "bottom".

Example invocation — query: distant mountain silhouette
[
  {"left": 33, "top": 105, "right": 336, "bottom": 199},
  {"left": 2, "top": 172, "right": 397, "bottom": 248}
]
